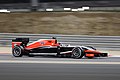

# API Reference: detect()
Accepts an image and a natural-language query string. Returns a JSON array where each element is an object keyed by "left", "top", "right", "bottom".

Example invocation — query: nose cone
[{"left": 84, "top": 50, "right": 101, "bottom": 54}]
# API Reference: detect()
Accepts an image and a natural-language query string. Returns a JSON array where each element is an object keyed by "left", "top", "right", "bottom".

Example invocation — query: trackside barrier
[{"left": 0, "top": 33, "right": 120, "bottom": 51}]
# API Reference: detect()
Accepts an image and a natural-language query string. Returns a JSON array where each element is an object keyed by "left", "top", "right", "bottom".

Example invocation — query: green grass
[{"left": 0, "top": 12, "right": 120, "bottom": 36}]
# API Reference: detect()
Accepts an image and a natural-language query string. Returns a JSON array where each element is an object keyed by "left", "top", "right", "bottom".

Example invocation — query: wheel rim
[
  {"left": 73, "top": 48, "right": 81, "bottom": 58},
  {"left": 13, "top": 47, "right": 21, "bottom": 56}
]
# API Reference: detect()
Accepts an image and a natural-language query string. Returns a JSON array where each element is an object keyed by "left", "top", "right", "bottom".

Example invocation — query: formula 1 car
[{"left": 12, "top": 37, "right": 108, "bottom": 59}]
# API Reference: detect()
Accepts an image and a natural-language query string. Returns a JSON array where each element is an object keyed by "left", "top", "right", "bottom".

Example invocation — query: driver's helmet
[
  {"left": 52, "top": 37, "right": 57, "bottom": 44},
  {"left": 52, "top": 37, "right": 56, "bottom": 39}
]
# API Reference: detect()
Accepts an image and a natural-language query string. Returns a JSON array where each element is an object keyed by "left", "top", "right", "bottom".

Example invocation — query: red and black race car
[{"left": 12, "top": 37, "right": 108, "bottom": 59}]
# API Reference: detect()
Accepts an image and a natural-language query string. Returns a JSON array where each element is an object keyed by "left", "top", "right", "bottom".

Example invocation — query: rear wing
[{"left": 12, "top": 38, "right": 29, "bottom": 48}]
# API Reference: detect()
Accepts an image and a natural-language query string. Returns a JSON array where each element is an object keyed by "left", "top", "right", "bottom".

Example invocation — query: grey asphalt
[{"left": 0, "top": 54, "right": 120, "bottom": 80}]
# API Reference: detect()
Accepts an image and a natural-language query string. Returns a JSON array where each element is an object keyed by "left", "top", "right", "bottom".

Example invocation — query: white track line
[
  {"left": 0, "top": 60, "right": 120, "bottom": 64},
  {"left": 110, "top": 55, "right": 120, "bottom": 57}
]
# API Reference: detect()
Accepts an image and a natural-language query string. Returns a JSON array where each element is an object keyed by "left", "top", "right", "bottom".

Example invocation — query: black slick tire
[
  {"left": 72, "top": 47, "right": 84, "bottom": 59},
  {"left": 12, "top": 46, "right": 23, "bottom": 57}
]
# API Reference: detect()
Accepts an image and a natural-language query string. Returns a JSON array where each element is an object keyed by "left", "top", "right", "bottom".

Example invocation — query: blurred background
[
  {"left": 0, "top": 0, "right": 120, "bottom": 35},
  {"left": 0, "top": 0, "right": 120, "bottom": 50}
]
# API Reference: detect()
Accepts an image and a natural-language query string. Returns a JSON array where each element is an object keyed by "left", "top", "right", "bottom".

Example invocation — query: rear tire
[
  {"left": 72, "top": 47, "right": 84, "bottom": 59},
  {"left": 12, "top": 46, "right": 23, "bottom": 57}
]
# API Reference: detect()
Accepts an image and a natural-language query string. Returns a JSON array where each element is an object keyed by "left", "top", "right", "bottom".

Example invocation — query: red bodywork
[
  {"left": 26, "top": 39, "right": 59, "bottom": 49},
  {"left": 12, "top": 39, "right": 59, "bottom": 49},
  {"left": 85, "top": 50, "right": 102, "bottom": 58},
  {"left": 12, "top": 42, "right": 22, "bottom": 49}
]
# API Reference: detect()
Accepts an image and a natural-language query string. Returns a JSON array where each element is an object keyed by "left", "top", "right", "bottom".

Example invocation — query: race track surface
[{"left": 0, "top": 53, "right": 120, "bottom": 80}]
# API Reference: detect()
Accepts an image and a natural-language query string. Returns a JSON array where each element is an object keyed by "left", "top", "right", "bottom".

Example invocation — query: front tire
[
  {"left": 72, "top": 47, "right": 84, "bottom": 59},
  {"left": 12, "top": 46, "right": 23, "bottom": 57}
]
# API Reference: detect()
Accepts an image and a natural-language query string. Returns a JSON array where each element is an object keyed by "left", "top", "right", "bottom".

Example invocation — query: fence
[{"left": 0, "top": 33, "right": 120, "bottom": 51}]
